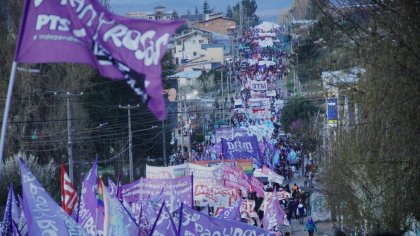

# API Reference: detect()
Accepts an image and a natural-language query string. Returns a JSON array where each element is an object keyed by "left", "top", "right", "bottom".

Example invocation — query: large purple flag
[
  {"left": 78, "top": 160, "right": 104, "bottom": 235},
  {"left": 14, "top": 0, "right": 183, "bottom": 120},
  {"left": 262, "top": 188, "right": 286, "bottom": 231},
  {"left": 19, "top": 159, "right": 88, "bottom": 235},
  {"left": 222, "top": 136, "right": 260, "bottom": 159},
  {"left": 179, "top": 204, "right": 272, "bottom": 236},
  {"left": 149, "top": 203, "right": 177, "bottom": 236},
  {"left": 103, "top": 181, "right": 138, "bottom": 236},
  {"left": 217, "top": 198, "right": 242, "bottom": 221}
]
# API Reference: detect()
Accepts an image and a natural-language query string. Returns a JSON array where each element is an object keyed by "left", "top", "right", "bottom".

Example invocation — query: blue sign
[{"left": 327, "top": 98, "right": 337, "bottom": 125}]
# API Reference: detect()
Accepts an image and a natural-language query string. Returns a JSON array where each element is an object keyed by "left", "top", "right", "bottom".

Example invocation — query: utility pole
[
  {"left": 59, "top": 91, "right": 83, "bottom": 183},
  {"left": 221, "top": 68, "right": 225, "bottom": 121},
  {"left": 119, "top": 104, "right": 139, "bottom": 182}
]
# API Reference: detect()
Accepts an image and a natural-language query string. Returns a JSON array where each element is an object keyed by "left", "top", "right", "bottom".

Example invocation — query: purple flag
[
  {"left": 222, "top": 136, "right": 260, "bottom": 159},
  {"left": 78, "top": 160, "right": 104, "bottom": 235},
  {"left": 19, "top": 159, "right": 88, "bottom": 235},
  {"left": 107, "top": 177, "right": 117, "bottom": 196},
  {"left": 149, "top": 203, "right": 177, "bottom": 236},
  {"left": 179, "top": 204, "right": 272, "bottom": 236},
  {"left": 15, "top": 0, "right": 183, "bottom": 120},
  {"left": 217, "top": 198, "right": 242, "bottom": 221},
  {"left": 103, "top": 181, "right": 138, "bottom": 236},
  {"left": 262, "top": 188, "right": 286, "bottom": 231}
]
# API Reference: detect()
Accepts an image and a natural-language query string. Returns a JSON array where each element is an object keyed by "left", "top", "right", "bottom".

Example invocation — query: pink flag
[{"left": 15, "top": 0, "right": 183, "bottom": 120}]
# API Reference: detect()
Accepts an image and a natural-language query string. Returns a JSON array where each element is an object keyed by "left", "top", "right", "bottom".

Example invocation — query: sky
[{"left": 110, "top": 0, "right": 294, "bottom": 22}]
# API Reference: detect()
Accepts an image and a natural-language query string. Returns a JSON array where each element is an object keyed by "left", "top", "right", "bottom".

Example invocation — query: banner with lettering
[
  {"left": 251, "top": 81, "right": 268, "bottom": 91},
  {"left": 121, "top": 175, "right": 192, "bottom": 213},
  {"left": 146, "top": 164, "right": 187, "bottom": 179},
  {"left": 15, "top": 0, "right": 183, "bottom": 120},
  {"left": 222, "top": 136, "right": 260, "bottom": 159},
  {"left": 194, "top": 185, "right": 239, "bottom": 208},
  {"left": 19, "top": 159, "right": 88, "bottom": 235},
  {"left": 223, "top": 166, "right": 250, "bottom": 195},
  {"left": 179, "top": 204, "right": 271, "bottom": 235},
  {"left": 149, "top": 203, "right": 177, "bottom": 236}
]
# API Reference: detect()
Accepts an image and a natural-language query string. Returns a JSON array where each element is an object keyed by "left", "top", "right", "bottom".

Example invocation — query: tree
[
  {"left": 203, "top": 0, "right": 211, "bottom": 14},
  {"left": 226, "top": 5, "right": 233, "bottom": 18},
  {"left": 233, "top": 0, "right": 260, "bottom": 27},
  {"left": 187, "top": 9, "right": 191, "bottom": 15},
  {"left": 195, "top": 6, "right": 199, "bottom": 15},
  {"left": 294, "top": 0, "right": 420, "bottom": 234}
]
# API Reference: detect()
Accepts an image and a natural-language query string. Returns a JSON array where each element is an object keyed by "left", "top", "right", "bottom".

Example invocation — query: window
[
  {"left": 177, "top": 41, "right": 182, "bottom": 45},
  {"left": 192, "top": 40, "right": 196, "bottom": 44},
  {"left": 193, "top": 52, "right": 197, "bottom": 56},
  {"left": 199, "top": 40, "right": 204, "bottom": 44}
]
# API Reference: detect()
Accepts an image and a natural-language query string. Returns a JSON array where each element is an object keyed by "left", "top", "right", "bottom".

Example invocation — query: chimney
[{"left": 204, "top": 14, "right": 209, "bottom": 20}]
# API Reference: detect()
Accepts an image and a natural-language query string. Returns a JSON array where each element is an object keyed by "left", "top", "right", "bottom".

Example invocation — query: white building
[{"left": 173, "top": 30, "right": 211, "bottom": 65}]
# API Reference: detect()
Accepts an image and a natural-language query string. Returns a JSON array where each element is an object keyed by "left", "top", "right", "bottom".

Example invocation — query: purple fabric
[
  {"left": 262, "top": 188, "right": 286, "bottom": 231},
  {"left": 103, "top": 184, "right": 138, "bottom": 235},
  {"left": 149, "top": 203, "right": 177, "bottom": 235},
  {"left": 121, "top": 176, "right": 193, "bottom": 213},
  {"left": 250, "top": 176, "right": 265, "bottom": 198},
  {"left": 179, "top": 204, "right": 271, "bottom": 235},
  {"left": 15, "top": 0, "right": 183, "bottom": 120},
  {"left": 19, "top": 159, "right": 88, "bottom": 235},
  {"left": 222, "top": 136, "right": 260, "bottom": 159},
  {"left": 217, "top": 198, "right": 242, "bottom": 221},
  {"left": 78, "top": 160, "right": 104, "bottom": 235}
]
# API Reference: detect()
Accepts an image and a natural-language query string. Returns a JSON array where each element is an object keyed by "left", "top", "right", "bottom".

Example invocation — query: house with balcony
[{"left": 173, "top": 30, "right": 212, "bottom": 65}]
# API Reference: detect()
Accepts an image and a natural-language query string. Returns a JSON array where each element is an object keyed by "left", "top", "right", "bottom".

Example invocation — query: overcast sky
[{"left": 110, "top": 0, "right": 293, "bottom": 22}]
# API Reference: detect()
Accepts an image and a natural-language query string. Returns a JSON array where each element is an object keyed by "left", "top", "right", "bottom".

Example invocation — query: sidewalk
[{"left": 289, "top": 219, "right": 334, "bottom": 236}]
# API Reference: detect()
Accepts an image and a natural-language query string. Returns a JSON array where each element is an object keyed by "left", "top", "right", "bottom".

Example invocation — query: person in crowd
[
  {"left": 297, "top": 200, "right": 306, "bottom": 224},
  {"left": 304, "top": 217, "right": 317, "bottom": 236}
]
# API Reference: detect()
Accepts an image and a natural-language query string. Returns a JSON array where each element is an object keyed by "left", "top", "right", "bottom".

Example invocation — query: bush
[{"left": 0, "top": 152, "right": 59, "bottom": 215}]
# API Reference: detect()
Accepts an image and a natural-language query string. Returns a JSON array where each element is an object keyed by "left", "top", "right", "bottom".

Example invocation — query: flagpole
[{"left": 0, "top": 61, "right": 18, "bottom": 174}]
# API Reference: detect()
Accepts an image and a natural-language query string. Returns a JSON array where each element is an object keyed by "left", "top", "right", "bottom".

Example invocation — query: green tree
[
  {"left": 203, "top": 0, "right": 211, "bottom": 14},
  {"left": 226, "top": 5, "right": 233, "bottom": 18},
  {"left": 233, "top": 0, "right": 260, "bottom": 27}
]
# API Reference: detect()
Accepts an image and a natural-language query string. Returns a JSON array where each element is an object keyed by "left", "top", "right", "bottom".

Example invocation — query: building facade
[
  {"left": 126, "top": 6, "right": 174, "bottom": 20},
  {"left": 191, "top": 16, "right": 237, "bottom": 35}
]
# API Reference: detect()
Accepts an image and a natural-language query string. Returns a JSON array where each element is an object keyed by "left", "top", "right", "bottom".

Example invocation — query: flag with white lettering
[
  {"left": 217, "top": 198, "right": 242, "bottom": 221},
  {"left": 1, "top": 184, "right": 15, "bottom": 235},
  {"left": 262, "top": 188, "right": 286, "bottom": 231},
  {"left": 78, "top": 160, "right": 104, "bottom": 235},
  {"left": 14, "top": 0, "right": 183, "bottom": 120},
  {"left": 61, "top": 164, "right": 79, "bottom": 216},
  {"left": 103, "top": 181, "right": 138, "bottom": 236},
  {"left": 149, "top": 203, "right": 177, "bottom": 236},
  {"left": 19, "top": 159, "right": 88, "bottom": 235}
]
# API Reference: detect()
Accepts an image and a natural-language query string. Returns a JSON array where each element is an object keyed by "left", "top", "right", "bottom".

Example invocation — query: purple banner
[
  {"left": 19, "top": 159, "right": 88, "bottom": 235},
  {"left": 149, "top": 203, "right": 177, "bottom": 235},
  {"left": 15, "top": 0, "right": 183, "bottom": 120},
  {"left": 222, "top": 136, "right": 260, "bottom": 159},
  {"left": 78, "top": 160, "right": 103, "bottom": 235},
  {"left": 262, "top": 189, "right": 287, "bottom": 231},
  {"left": 103, "top": 184, "right": 137, "bottom": 235},
  {"left": 121, "top": 176, "right": 192, "bottom": 213},
  {"left": 179, "top": 204, "right": 272, "bottom": 235},
  {"left": 217, "top": 198, "right": 242, "bottom": 221}
]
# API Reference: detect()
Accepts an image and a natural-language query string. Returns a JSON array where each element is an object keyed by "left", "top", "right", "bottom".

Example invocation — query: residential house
[
  {"left": 173, "top": 30, "right": 211, "bottom": 65},
  {"left": 191, "top": 16, "right": 237, "bottom": 35}
]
